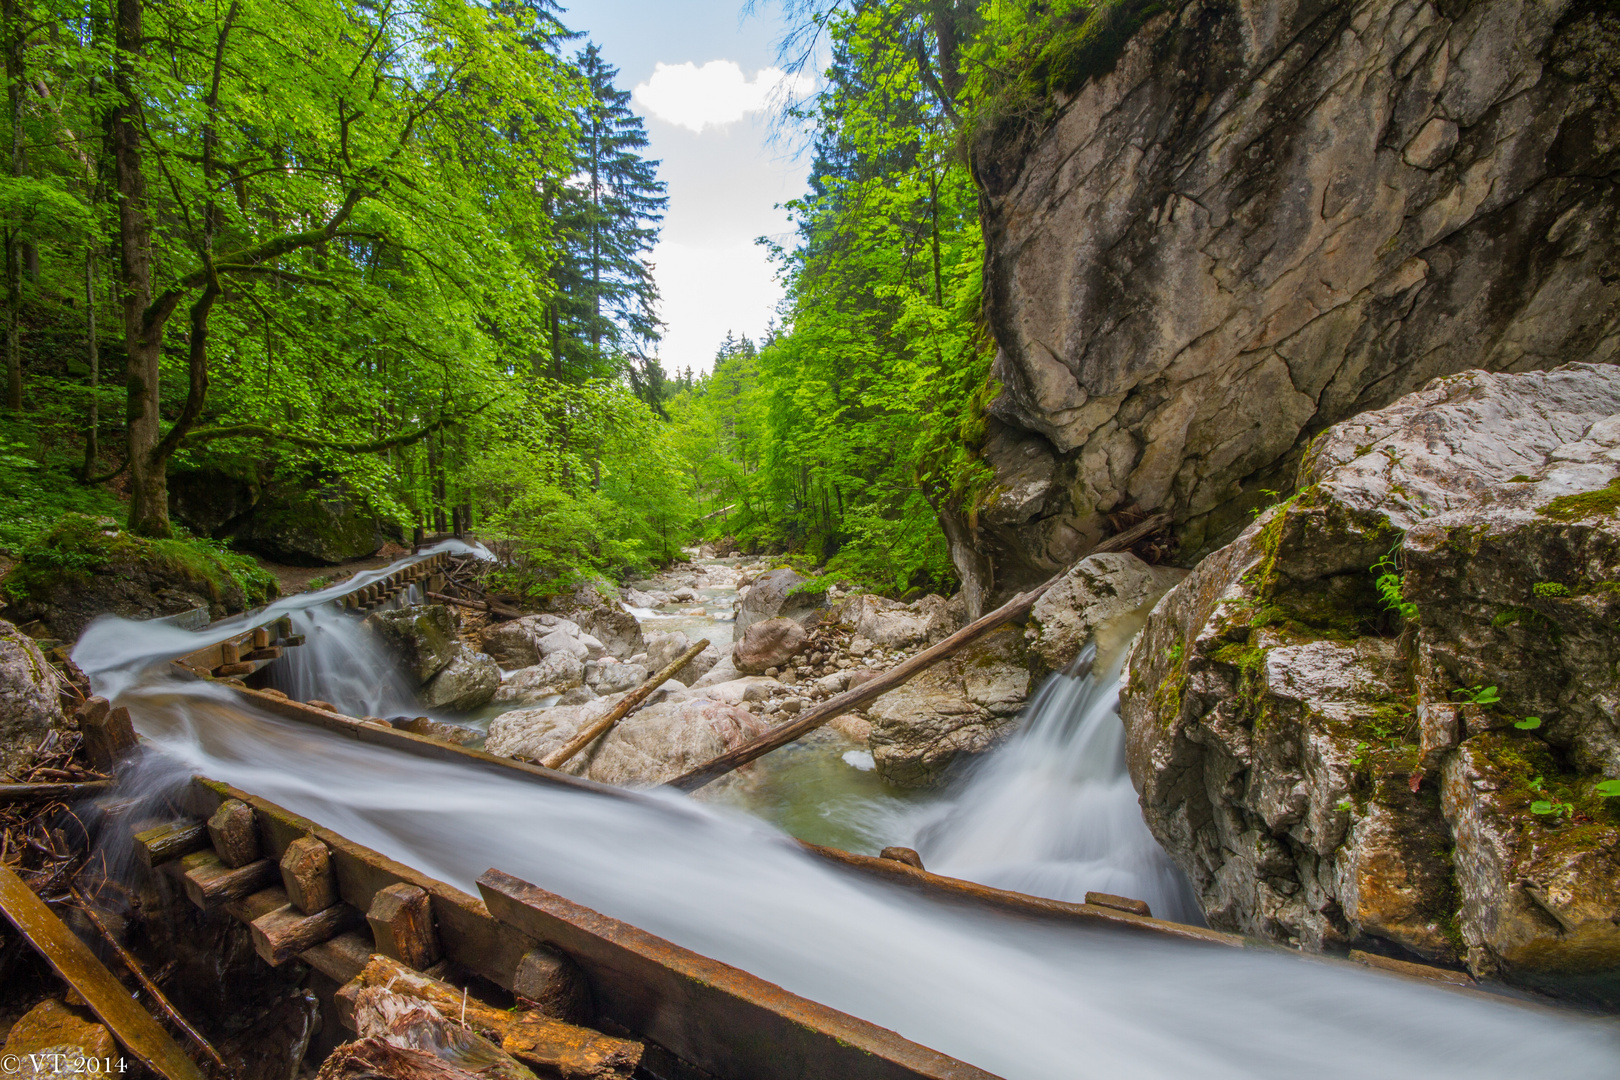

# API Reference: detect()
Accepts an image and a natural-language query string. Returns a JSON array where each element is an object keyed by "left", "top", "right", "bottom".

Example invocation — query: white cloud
[
  {"left": 633, "top": 60, "right": 814, "bottom": 133},
  {"left": 651, "top": 238, "right": 783, "bottom": 373}
]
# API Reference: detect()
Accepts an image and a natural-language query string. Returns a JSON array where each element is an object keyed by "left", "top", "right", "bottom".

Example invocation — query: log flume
[{"left": 60, "top": 543, "right": 1620, "bottom": 1080}]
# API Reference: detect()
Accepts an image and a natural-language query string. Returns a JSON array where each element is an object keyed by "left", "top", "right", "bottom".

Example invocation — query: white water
[{"left": 70, "top": 555, "right": 1620, "bottom": 1079}]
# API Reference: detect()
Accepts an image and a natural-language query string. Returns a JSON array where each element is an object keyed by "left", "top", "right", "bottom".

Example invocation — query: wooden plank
[
  {"left": 132, "top": 820, "right": 210, "bottom": 867},
  {"left": 0, "top": 863, "right": 208, "bottom": 1080},
  {"left": 179, "top": 851, "right": 279, "bottom": 910},
  {"left": 477, "top": 869, "right": 1003, "bottom": 1080}
]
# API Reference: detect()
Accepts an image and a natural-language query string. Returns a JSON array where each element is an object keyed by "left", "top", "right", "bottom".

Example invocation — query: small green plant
[
  {"left": 1371, "top": 552, "right": 1418, "bottom": 622},
  {"left": 1164, "top": 642, "right": 1184, "bottom": 664},
  {"left": 1532, "top": 581, "right": 1570, "bottom": 599},
  {"left": 1513, "top": 716, "right": 1543, "bottom": 730},
  {"left": 306, "top": 575, "right": 332, "bottom": 592},
  {"left": 1595, "top": 779, "right": 1620, "bottom": 799},
  {"left": 1335, "top": 799, "right": 1352, "bottom": 813},
  {"left": 1452, "top": 684, "right": 1500, "bottom": 707},
  {"left": 1349, "top": 741, "right": 1370, "bottom": 768}
]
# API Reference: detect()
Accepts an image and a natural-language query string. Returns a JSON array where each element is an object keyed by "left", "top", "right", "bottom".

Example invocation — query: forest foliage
[{"left": 0, "top": 0, "right": 1132, "bottom": 603}]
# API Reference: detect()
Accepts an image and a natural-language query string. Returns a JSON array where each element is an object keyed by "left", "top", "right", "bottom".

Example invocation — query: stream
[{"left": 70, "top": 545, "right": 1620, "bottom": 1079}]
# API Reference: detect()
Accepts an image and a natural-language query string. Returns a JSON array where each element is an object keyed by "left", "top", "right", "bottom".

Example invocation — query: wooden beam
[
  {"left": 280, "top": 835, "right": 338, "bottom": 914},
  {"left": 180, "top": 851, "right": 279, "bottom": 910},
  {"left": 252, "top": 899, "right": 364, "bottom": 966},
  {"left": 0, "top": 863, "right": 208, "bottom": 1080},
  {"left": 666, "top": 515, "right": 1172, "bottom": 791},
  {"left": 366, "top": 882, "right": 439, "bottom": 969},
  {"left": 206, "top": 798, "right": 260, "bottom": 868},
  {"left": 132, "top": 820, "right": 210, "bottom": 867}
]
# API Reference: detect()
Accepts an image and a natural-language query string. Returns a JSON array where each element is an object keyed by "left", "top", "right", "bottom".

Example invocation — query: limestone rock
[
  {"left": 868, "top": 625, "right": 1028, "bottom": 787},
  {"left": 735, "top": 568, "right": 824, "bottom": 633},
  {"left": 420, "top": 647, "right": 499, "bottom": 712},
  {"left": 644, "top": 631, "right": 718, "bottom": 686},
  {"left": 1, "top": 999, "right": 117, "bottom": 1079},
  {"left": 588, "top": 661, "right": 648, "bottom": 695},
  {"left": 493, "top": 652, "right": 585, "bottom": 705},
  {"left": 568, "top": 604, "right": 644, "bottom": 660},
  {"left": 1027, "top": 552, "right": 1186, "bottom": 676},
  {"left": 363, "top": 605, "right": 457, "bottom": 685},
  {"left": 970, "top": 0, "right": 1620, "bottom": 598},
  {"left": 732, "top": 617, "right": 807, "bottom": 675},
  {"left": 1120, "top": 365, "right": 1620, "bottom": 998},
  {"left": 0, "top": 620, "right": 60, "bottom": 777},
  {"left": 478, "top": 615, "right": 579, "bottom": 667}
]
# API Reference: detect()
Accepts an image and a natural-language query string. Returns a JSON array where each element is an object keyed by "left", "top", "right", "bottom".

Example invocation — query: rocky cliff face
[
  {"left": 971, "top": 0, "right": 1620, "bottom": 596},
  {"left": 1119, "top": 365, "right": 1620, "bottom": 1002}
]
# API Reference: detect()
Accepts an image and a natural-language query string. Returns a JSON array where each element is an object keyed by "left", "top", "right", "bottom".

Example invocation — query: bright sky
[{"left": 560, "top": 1, "right": 813, "bottom": 375}]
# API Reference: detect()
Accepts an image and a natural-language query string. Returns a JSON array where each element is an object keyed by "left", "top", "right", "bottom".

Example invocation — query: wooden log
[
  {"left": 283, "top": 634, "right": 306, "bottom": 647},
  {"left": 1085, "top": 891, "right": 1151, "bottom": 917},
  {"left": 326, "top": 984, "right": 539, "bottom": 1080},
  {"left": 879, "top": 846, "right": 925, "bottom": 870},
  {"left": 367, "top": 882, "right": 439, "bottom": 969},
  {"left": 214, "top": 661, "right": 255, "bottom": 677},
  {"left": 207, "top": 798, "right": 260, "bottom": 867},
  {"left": 220, "top": 640, "right": 241, "bottom": 665},
  {"left": 665, "top": 514, "right": 1172, "bottom": 791},
  {"left": 426, "top": 590, "right": 524, "bottom": 619},
  {"left": 252, "top": 627, "right": 270, "bottom": 649},
  {"left": 275, "top": 616, "right": 293, "bottom": 639},
  {"left": 78, "top": 697, "right": 137, "bottom": 771},
  {"left": 181, "top": 851, "right": 279, "bottom": 909},
  {"left": 512, "top": 947, "right": 592, "bottom": 1024},
  {"left": 300, "top": 930, "right": 375, "bottom": 985},
  {"left": 252, "top": 901, "right": 364, "bottom": 966},
  {"left": 0, "top": 864, "right": 209, "bottom": 1080},
  {"left": 541, "top": 639, "right": 710, "bottom": 770},
  {"left": 0, "top": 780, "right": 112, "bottom": 804},
  {"left": 132, "top": 819, "right": 209, "bottom": 867},
  {"left": 281, "top": 835, "right": 338, "bottom": 915},
  {"left": 341, "top": 954, "right": 643, "bottom": 1080},
  {"left": 245, "top": 645, "right": 283, "bottom": 661}
]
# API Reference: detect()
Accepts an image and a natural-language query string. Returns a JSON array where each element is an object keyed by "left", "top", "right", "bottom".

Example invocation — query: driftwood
[
  {"left": 322, "top": 986, "right": 538, "bottom": 1080},
  {"left": 426, "top": 590, "right": 524, "bottom": 619},
  {"left": 665, "top": 514, "right": 1171, "bottom": 792},
  {"left": 0, "top": 780, "right": 111, "bottom": 804},
  {"left": 0, "top": 863, "right": 207, "bottom": 1080},
  {"left": 340, "top": 954, "right": 643, "bottom": 1080},
  {"left": 540, "top": 639, "right": 710, "bottom": 770}
]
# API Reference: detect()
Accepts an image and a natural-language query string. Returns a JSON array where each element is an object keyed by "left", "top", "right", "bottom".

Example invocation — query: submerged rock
[
  {"left": 0, "top": 619, "right": 61, "bottom": 777},
  {"left": 1120, "top": 365, "right": 1620, "bottom": 998}
]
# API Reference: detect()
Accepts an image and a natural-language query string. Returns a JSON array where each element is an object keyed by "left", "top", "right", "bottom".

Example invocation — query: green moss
[
  {"left": 1538, "top": 476, "right": 1620, "bottom": 522},
  {"left": 1491, "top": 605, "right": 1561, "bottom": 639},
  {"left": 1532, "top": 581, "right": 1571, "bottom": 598},
  {"left": 1154, "top": 650, "right": 1188, "bottom": 727},
  {"left": 1508, "top": 474, "right": 1533, "bottom": 483},
  {"left": 1473, "top": 733, "right": 1620, "bottom": 846}
]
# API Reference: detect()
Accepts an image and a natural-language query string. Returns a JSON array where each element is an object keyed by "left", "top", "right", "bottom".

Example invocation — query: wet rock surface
[
  {"left": 0, "top": 620, "right": 62, "bottom": 777},
  {"left": 364, "top": 606, "right": 458, "bottom": 685},
  {"left": 1120, "top": 365, "right": 1620, "bottom": 1000}
]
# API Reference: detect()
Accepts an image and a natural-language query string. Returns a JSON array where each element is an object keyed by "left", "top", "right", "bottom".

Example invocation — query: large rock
[
  {"left": 841, "top": 593, "right": 962, "bottom": 649},
  {"left": 569, "top": 604, "right": 644, "bottom": 660},
  {"left": 1, "top": 999, "right": 117, "bottom": 1078},
  {"left": 168, "top": 466, "right": 260, "bottom": 538},
  {"left": 967, "top": 0, "right": 1620, "bottom": 598},
  {"left": 478, "top": 615, "right": 579, "bottom": 667},
  {"left": 732, "top": 617, "right": 806, "bottom": 674},
  {"left": 363, "top": 606, "right": 457, "bottom": 685},
  {"left": 4, "top": 514, "right": 278, "bottom": 641},
  {"left": 735, "top": 568, "right": 824, "bottom": 633},
  {"left": 419, "top": 647, "right": 499, "bottom": 712},
  {"left": 1120, "top": 365, "right": 1620, "bottom": 999},
  {"left": 644, "top": 631, "right": 719, "bottom": 686},
  {"left": 492, "top": 652, "right": 585, "bottom": 705},
  {"left": 1027, "top": 553, "right": 1187, "bottom": 677},
  {"left": 486, "top": 695, "right": 767, "bottom": 788},
  {"left": 868, "top": 625, "right": 1030, "bottom": 788},
  {"left": 239, "top": 479, "right": 383, "bottom": 565},
  {"left": 0, "top": 620, "right": 60, "bottom": 777}
]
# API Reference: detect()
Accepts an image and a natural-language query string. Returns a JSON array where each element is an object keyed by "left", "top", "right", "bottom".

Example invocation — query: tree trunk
[
  {"left": 2, "top": 0, "right": 22, "bottom": 414},
  {"left": 81, "top": 249, "right": 99, "bottom": 478}
]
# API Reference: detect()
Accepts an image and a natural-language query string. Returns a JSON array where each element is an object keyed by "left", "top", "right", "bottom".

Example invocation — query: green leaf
[
  {"left": 1530, "top": 800, "right": 1556, "bottom": 815},
  {"left": 1514, "top": 716, "right": 1542, "bottom": 730},
  {"left": 1595, "top": 780, "right": 1620, "bottom": 798}
]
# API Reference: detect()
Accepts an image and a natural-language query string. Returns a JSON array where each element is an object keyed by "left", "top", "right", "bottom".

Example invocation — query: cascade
[{"left": 68, "top": 551, "right": 1620, "bottom": 1079}]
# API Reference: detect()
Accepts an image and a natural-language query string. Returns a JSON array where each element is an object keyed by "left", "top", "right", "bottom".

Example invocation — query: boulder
[
  {"left": 478, "top": 614, "right": 578, "bottom": 667},
  {"left": 419, "top": 647, "right": 499, "bottom": 712},
  {"left": 168, "top": 466, "right": 260, "bottom": 538},
  {"left": 487, "top": 695, "right": 767, "bottom": 789},
  {"left": 0, "top": 620, "right": 60, "bottom": 777},
  {"left": 868, "top": 625, "right": 1029, "bottom": 788},
  {"left": 625, "top": 587, "right": 660, "bottom": 608},
  {"left": 732, "top": 617, "right": 807, "bottom": 675},
  {"left": 537, "top": 628, "right": 590, "bottom": 661},
  {"left": 735, "top": 568, "right": 824, "bottom": 633},
  {"left": 968, "top": 0, "right": 1620, "bottom": 603},
  {"left": 1027, "top": 553, "right": 1187, "bottom": 676},
  {"left": 644, "top": 631, "right": 720, "bottom": 686},
  {"left": 363, "top": 606, "right": 457, "bottom": 685},
  {"left": 844, "top": 595, "right": 931, "bottom": 648},
  {"left": 493, "top": 652, "right": 584, "bottom": 705},
  {"left": 239, "top": 479, "right": 383, "bottom": 566},
  {"left": 1, "top": 999, "right": 116, "bottom": 1078},
  {"left": 567, "top": 604, "right": 645, "bottom": 660},
  {"left": 588, "top": 661, "right": 648, "bottom": 695},
  {"left": 690, "top": 653, "right": 739, "bottom": 688},
  {"left": 660, "top": 676, "right": 778, "bottom": 707},
  {"left": 1120, "top": 365, "right": 1620, "bottom": 998}
]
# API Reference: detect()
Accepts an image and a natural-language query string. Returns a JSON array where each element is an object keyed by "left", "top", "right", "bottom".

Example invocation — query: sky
[{"left": 559, "top": 0, "right": 815, "bottom": 375}]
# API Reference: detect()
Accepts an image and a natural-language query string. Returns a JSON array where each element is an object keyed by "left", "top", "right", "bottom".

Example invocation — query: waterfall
[{"left": 918, "top": 623, "right": 1202, "bottom": 924}]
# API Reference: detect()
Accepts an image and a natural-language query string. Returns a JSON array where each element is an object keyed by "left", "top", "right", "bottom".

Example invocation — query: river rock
[
  {"left": 661, "top": 677, "right": 778, "bottom": 707},
  {"left": 644, "top": 631, "right": 719, "bottom": 686},
  {"left": 690, "top": 654, "right": 739, "bottom": 688},
  {"left": 625, "top": 587, "right": 660, "bottom": 609},
  {"left": 0, "top": 620, "right": 61, "bottom": 777},
  {"left": 732, "top": 617, "right": 807, "bottom": 675},
  {"left": 1, "top": 999, "right": 116, "bottom": 1079},
  {"left": 566, "top": 604, "right": 644, "bottom": 660},
  {"left": 419, "top": 646, "right": 499, "bottom": 712},
  {"left": 363, "top": 605, "right": 457, "bottom": 685},
  {"left": 536, "top": 627, "right": 591, "bottom": 661},
  {"left": 239, "top": 478, "right": 383, "bottom": 565},
  {"left": 868, "top": 625, "right": 1030, "bottom": 788},
  {"left": 735, "top": 568, "right": 824, "bottom": 633},
  {"left": 493, "top": 652, "right": 584, "bottom": 705},
  {"left": 966, "top": 0, "right": 1620, "bottom": 602},
  {"left": 1027, "top": 553, "right": 1187, "bottom": 677},
  {"left": 588, "top": 661, "right": 648, "bottom": 695},
  {"left": 1120, "top": 365, "right": 1620, "bottom": 998}
]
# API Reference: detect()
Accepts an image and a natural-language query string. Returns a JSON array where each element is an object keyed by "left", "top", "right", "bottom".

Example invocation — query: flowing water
[{"left": 69, "top": 545, "right": 1620, "bottom": 1079}]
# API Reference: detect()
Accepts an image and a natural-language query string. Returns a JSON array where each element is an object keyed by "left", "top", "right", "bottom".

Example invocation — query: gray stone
[
  {"left": 238, "top": 479, "right": 383, "bottom": 566},
  {"left": 0, "top": 620, "right": 60, "bottom": 777},
  {"left": 493, "top": 652, "right": 584, "bottom": 705},
  {"left": 735, "top": 568, "right": 824, "bottom": 633},
  {"left": 732, "top": 617, "right": 807, "bottom": 675},
  {"left": 363, "top": 606, "right": 457, "bottom": 686},
  {"left": 419, "top": 647, "right": 499, "bottom": 712},
  {"left": 1028, "top": 553, "right": 1186, "bottom": 677}
]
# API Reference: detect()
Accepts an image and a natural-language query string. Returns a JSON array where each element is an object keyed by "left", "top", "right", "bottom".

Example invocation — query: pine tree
[{"left": 549, "top": 44, "right": 667, "bottom": 399}]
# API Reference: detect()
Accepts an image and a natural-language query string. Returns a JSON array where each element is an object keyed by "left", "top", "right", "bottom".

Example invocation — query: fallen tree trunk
[
  {"left": 340, "top": 954, "right": 643, "bottom": 1079},
  {"left": 541, "top": 640, "right": 710, "bottom": 770},
  {"left": 0, "top": 780, "right": 112, "bottom": 803},
  {"left": 426, "top": 590, "right": 524, "bottom": 619},
  {"left": 664, "top": 515, "right": 1170, "bottom": 792}
]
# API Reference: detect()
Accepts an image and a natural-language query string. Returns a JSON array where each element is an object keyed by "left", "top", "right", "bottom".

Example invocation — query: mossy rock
[
  {"left": 239, "top": 479, "right": 384, "bottom": 566},
  {"left": 2, "top": 513, "right": 279, "bottom": 641}
]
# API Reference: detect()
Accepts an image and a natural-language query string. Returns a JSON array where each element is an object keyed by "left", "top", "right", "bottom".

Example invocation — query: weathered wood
[
  {"left": 666, "top": 515, "right": 1172, "bottom": 791},
  {"left": 1085, "top": 891, "right": 1151, "bottom": 917},
  {"left": 478, "top": 870, "right": 998, "bottom": 1080},
  {"left": 0, "top": 863, "right": 208, "bottom": 1080},
  {"left": 252, "top": 901, "right": 364, "bottom": 966},
  {"left": 132, "top": 819, "right": 210, "bottom": 867},
  {"left": 513, "top": 947, "right": 592, "bottom": 1024},
  {"left": 342, "top": 954, "right": 643, "bottom": 1080},
  {"left": 0, "top": 780, "right": 112, "bottom": 804},
  {"left": 78, "top": 697, "right": 137, "bottom": 771},
  {"left": 541, "top": 639, "right": 710, "bottom": 769},
  {"left": 214, "top": 661, "right": 255, "bottom": 677},
  {"left": 367, "top": 882, "right": 439, "bottom": 969},
  {"left": 220, "top": 641, "right": 241, "bottom": 665},
  {"left": 281, "top": 835, "right": 338, "bottom": 914},
  {"left": 180, "top": 851, "right": 279, "bottom": 909},
  {"left": 207, "top": 798, "right": 260, "bottom": 867},
  {"left": 879, "top": 846, "right": 925, "bottom": 870},
  {"left": 1348, "top": 949, "right": 1476, "bottom": 986},
  {"left": 252, "top": 628, "right": 270, "bottom": 649},
  {"left": 245, "top": 645, "right": 283, "bottom": 661},
  {"left": 326, "top": 984, "right": 540, "bottom": 1080},
  {"left": 300, "top": 930, "right": 376, "bottom": 985},
  {"left": 426, "top": 590, "right": 524, "bottom": 619}
]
